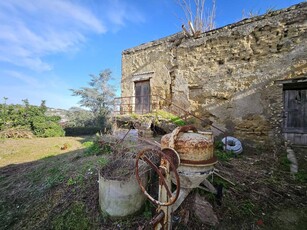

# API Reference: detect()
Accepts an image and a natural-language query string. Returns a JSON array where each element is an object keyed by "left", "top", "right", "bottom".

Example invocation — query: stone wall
[{"left": 121, "top": 3, "right": 307, "bottom": 145}]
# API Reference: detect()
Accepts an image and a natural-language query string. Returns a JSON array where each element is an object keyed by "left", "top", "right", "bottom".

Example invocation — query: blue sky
[{"left": 0, "top": 0, "right": 303, "bottom": 109}]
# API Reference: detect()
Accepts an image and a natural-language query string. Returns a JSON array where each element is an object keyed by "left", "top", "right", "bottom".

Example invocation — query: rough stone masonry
[{"left": 121, "top": 3, "right": 307, "bottom": 146}]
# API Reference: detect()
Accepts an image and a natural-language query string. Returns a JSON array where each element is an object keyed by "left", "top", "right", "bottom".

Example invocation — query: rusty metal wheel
[{"left": 135, "top": 148, "right": 181, "bottom": 206}]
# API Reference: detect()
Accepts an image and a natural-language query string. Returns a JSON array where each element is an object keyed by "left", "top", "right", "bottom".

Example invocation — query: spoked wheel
[{"left": 135, "top": 148, "right": 181, "bottom": 206}]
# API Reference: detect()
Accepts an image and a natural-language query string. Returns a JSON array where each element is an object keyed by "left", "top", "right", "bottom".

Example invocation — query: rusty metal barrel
[
  {"left": 161, "top": 125, "right": 216, "bottom": 166},
  {"left": 161, "top": 125, "right": 217, "bottom": 188}
]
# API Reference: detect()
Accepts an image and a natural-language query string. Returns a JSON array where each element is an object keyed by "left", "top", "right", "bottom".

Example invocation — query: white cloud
[
  {"left": 0, "top": 0, "right": 106, "bottom": 72},
  {"left": 105, "top": 0, "right": 145, "bottom": 28},
  {"left": 0, "top": 0, "right": 146, "bottom": 109},
  {"left": 0, "top": 0, "right": 146, "bottom": 72},
  {"left": 2, "top": 70, "right": 44, "bottom": 88}
]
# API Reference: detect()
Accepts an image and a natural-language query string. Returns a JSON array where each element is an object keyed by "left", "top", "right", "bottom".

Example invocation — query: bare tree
[{"left": 177, "top": 0, "right": 216, "bottom": 37}]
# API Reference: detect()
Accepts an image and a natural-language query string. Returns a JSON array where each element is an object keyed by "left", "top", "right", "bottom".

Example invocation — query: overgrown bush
[
  {"left": 33, "top": 120, "right": 65, "bottom": 137},
  {"left": 0, "top": 99, "right": 64, "bottom": 138},
  {"left": 82, "top": 138, "right": 113, "bottom": 156}
]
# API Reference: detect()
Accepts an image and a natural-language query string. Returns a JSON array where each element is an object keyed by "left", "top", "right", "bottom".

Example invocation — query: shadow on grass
[
  {"left": 1, "top": 137, "right": 307, "bottom": 230},
  {"left": 0, "top": 136, "right": 145, "bottom": 230}
]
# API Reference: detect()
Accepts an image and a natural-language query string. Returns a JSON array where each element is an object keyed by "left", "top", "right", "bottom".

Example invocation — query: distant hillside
[{"left": 46, "top": 108, "right": 69, "bottom": 123}]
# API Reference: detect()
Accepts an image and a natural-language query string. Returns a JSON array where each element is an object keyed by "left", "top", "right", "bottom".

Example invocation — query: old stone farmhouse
[{"left": 119, "top": 2, "right": 307, "bottom": 146}]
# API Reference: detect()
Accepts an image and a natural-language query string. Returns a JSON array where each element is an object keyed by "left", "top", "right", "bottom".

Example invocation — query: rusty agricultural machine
[{"left": 135, "top": 125, "right": 218, "bottom": 230}]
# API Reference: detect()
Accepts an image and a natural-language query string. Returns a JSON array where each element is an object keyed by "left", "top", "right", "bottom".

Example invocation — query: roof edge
[{"left": 122, "top": 2, "right": 306, "bottom": 54}]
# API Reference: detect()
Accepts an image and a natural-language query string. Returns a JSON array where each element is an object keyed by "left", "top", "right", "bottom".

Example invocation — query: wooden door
[
  {"left": 135, "top": 80, "right": 150, "bottom": 114},
  {"left": 284, "top": 89, "right": 307, "bottom": 133}
]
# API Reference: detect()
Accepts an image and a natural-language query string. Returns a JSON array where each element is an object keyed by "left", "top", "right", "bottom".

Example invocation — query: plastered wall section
[{"left": 121, "top": 3, "right": 307, "bottom": 144}]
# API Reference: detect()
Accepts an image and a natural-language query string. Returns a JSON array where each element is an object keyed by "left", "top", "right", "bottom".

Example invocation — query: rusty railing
[
  {"left": 113, "top": 95, "right": 160, "bottom": 115},
  {"left": 113, "top": 94, "right": 225, "bottom": 134}
]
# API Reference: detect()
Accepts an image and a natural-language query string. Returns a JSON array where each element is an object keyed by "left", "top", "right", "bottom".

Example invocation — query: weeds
[
  {"left": 156, "top": 110, "right": 186, "bottom": 126},
  {"left": 240, "top": 201, "right": 256, "bottom": 216},
  {"left": 143, "top": 201, "right": 153, "bottom": 219},
  {"left": 214, "top": 140, "right": 237, "bottom": 162},
  {"left": 279, "top": 155, "right": 291, "bottom": 171},
  {"left": 97, "top": 157, "right": 109, "bottom": 167},
  {"left": 66, "top": 174, "right": 84, "bottom": 186},
  {"left": 0, "top": 128, "right": 34, "bottom": 139},
  {"left": 83, "top": 141, "right": 101, "bottom": 156},
  {"left": 202, "top": 190, "right": 216, "bottom": 203},
  {"left": 67, "top": 177, "right": 77, "bottom": 186},
  {"left": 0, "top": 136, "right": 110, "bottom": 229},
  {"left": 100, "top": 143, "right": 112, "bottom": 154},
  {"left": 45, "top": 166, "right": 65, "bottom": 188},
  {"left": 51, "top": 201, "right": 91, "bottom": 230},
  {"left": 82, "top": 141, "right": 94, "bottom": 148},
  {"left": 295, "top": 170, "right": 307, "bottom": 183},
  {"left": 214, "top": 149, "right": 234, "bottom": 161},
  {"left": 214, "top": 140, "right": 224, "bottom": 150},
  {"left": 210, "top": 175, "right": 231, "bottom": 189},
  {"left": 113, "top": 219, "right": 133, "bottom": 229},
  {"left": 83, "top": 139, "right": 113, "bottom": 156}
]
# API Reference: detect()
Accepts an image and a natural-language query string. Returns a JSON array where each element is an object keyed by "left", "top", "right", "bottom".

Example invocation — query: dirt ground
[
  {"left": 0, "top": 135, "right": 306, "bottom": 229},
  {"left": 174, "top": 145, "right": 307, "bottom": 229}
]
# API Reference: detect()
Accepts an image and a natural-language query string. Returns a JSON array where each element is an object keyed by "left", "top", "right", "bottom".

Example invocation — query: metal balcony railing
[
  {"left": 113, "top": 95, "right": 160, "bottom": 115},
  {"left": 113, "top": 94, "right": 225, "bottom": 134}
]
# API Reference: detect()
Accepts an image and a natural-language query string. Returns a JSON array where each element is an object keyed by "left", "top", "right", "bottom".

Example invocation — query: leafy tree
[
  {"left": 65, "top": 107, "right": 95, "bottom": 127},
  {"left": 70, "top": 69, "right": 116, "bottom": 129},
  {"left": 40, "top": 100, "right": 47, "bottom": 113}
]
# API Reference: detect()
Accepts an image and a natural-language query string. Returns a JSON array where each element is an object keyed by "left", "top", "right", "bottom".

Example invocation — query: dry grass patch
[{"left": 0, "top": 136, "right": 87, "bottom": 167}]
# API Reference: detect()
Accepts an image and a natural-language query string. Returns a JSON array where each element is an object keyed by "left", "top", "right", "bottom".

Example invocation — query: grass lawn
[
  {"left": 0, "top": 136, "right": 112, "bottom": 230},
  {"left": 0, "top": 136, "right": 306, "bottom": 229},
  {"left": 0, "top": 136, "right": 150, "bottom": 230},
  {"left": 0, "top": 137, "right": 88, "bottom": 167}
]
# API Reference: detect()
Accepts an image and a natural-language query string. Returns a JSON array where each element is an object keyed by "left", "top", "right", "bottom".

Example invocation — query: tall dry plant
[{"left": 177, "top": 0, "right": 216, "bottom": 35}]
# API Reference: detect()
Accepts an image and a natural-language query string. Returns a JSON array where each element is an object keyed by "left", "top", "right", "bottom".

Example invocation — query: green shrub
[
  {"left": 82, "top": 141, "right": 94, "bottom": 148},
  {"left": 32, "top": 118, "right": 64, "bottom": 137},
  {"left": 83, "top": 141, "right": 101, "bottom": 156},
  {"left": 43, "top": 125, "right": 65, "bottom": 137},
  {"left": 0, "top": 100, "right": 64, "bottom": 138},
  {"left": 83, "top": 139, "right": 113, "bottom": 156}
]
